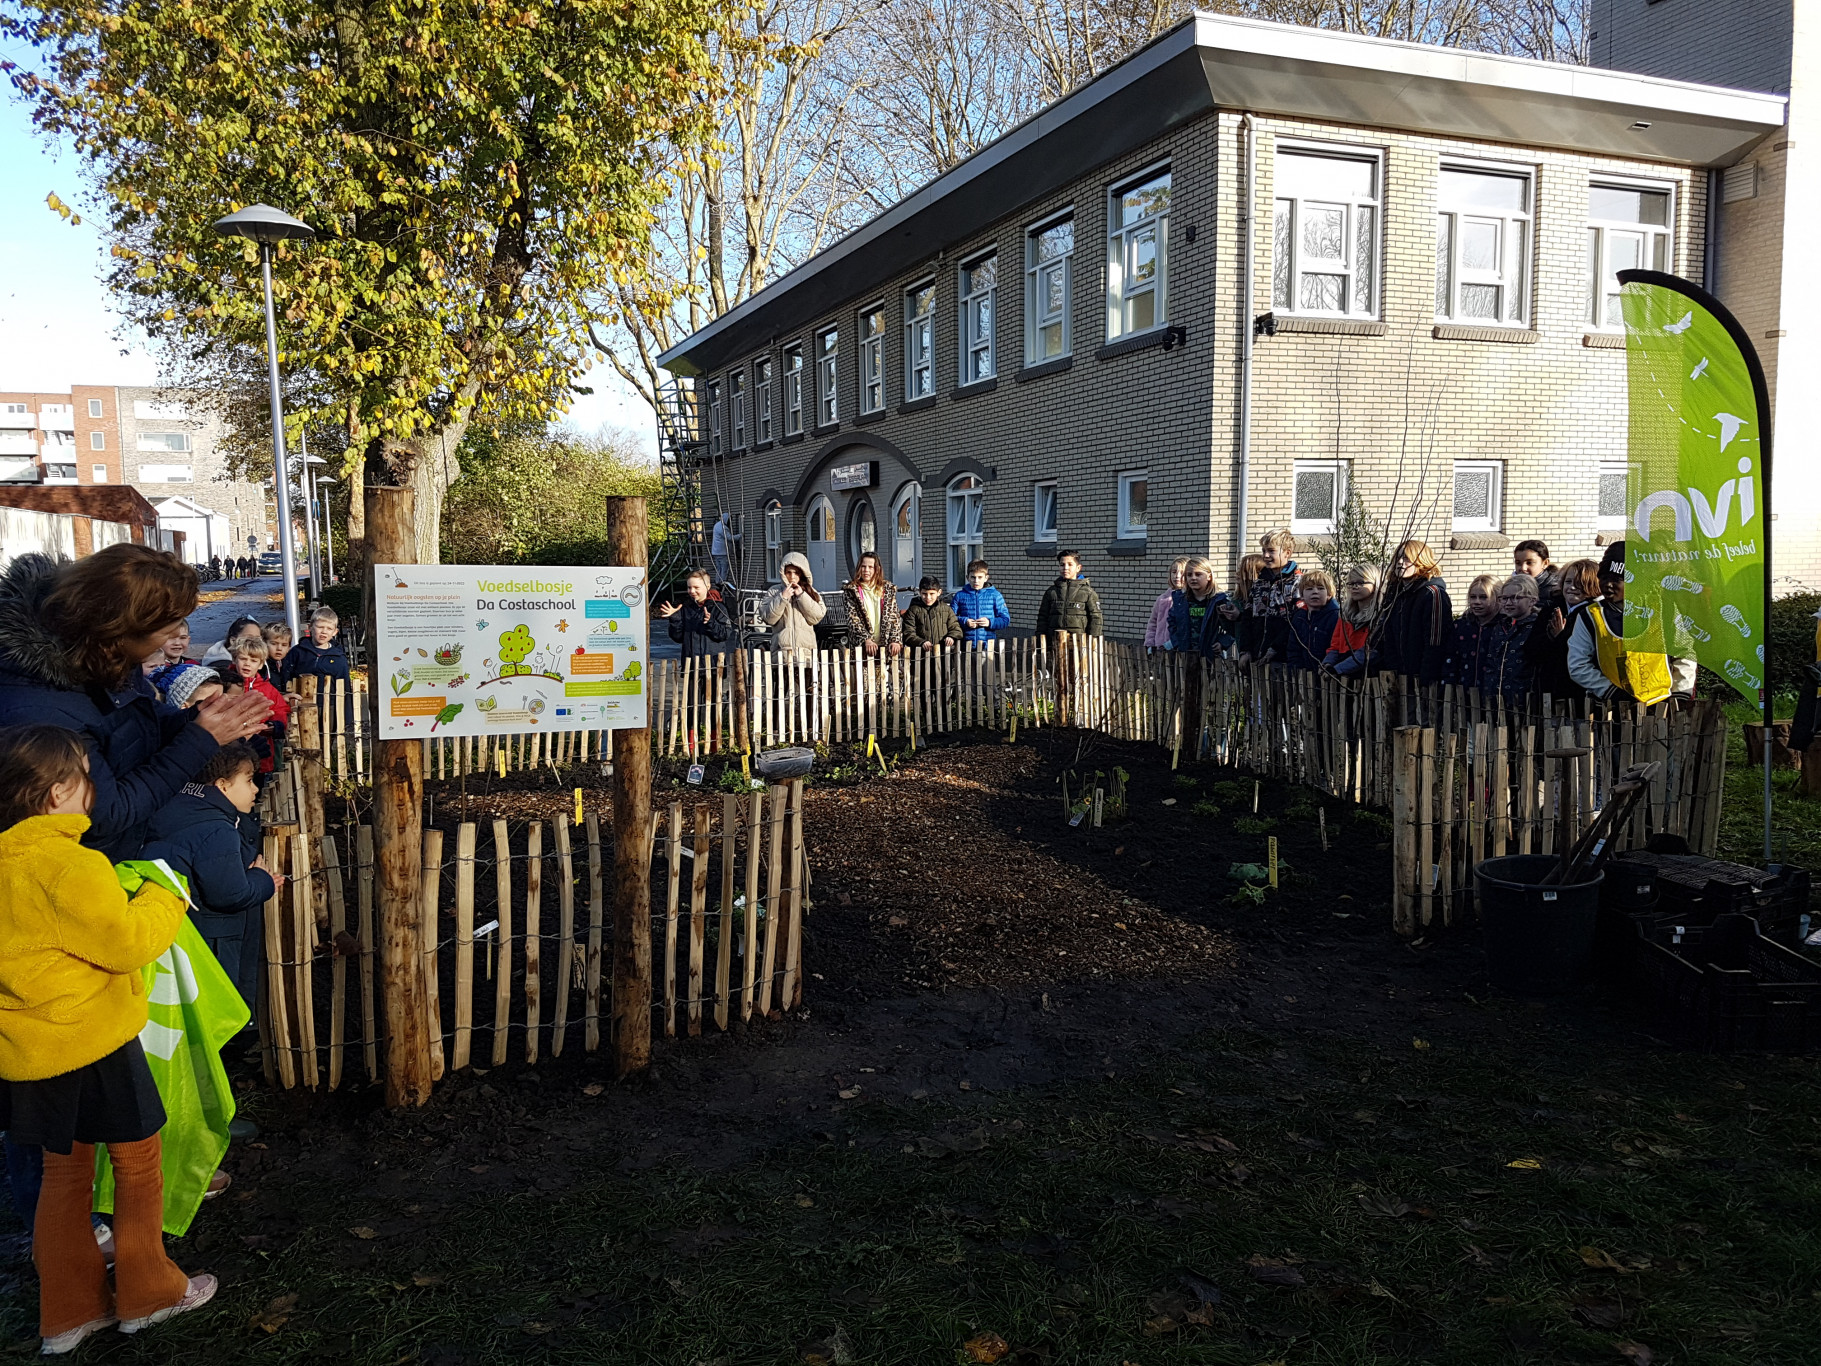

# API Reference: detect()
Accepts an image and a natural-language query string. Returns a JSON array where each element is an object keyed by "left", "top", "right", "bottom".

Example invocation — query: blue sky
[{"left": 0, "top": 94, "right": 655, "bottom": 453}]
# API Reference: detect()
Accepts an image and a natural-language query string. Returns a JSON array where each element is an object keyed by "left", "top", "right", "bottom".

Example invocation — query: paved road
[{"left": 189, "top": 574, "right": 285, "bottom": 650}]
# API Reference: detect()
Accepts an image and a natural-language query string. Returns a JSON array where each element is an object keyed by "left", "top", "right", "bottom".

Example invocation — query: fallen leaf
[
  {"left": 1507, "top": 1157, "right": 1543, "bottom": 1170},
  {"left": 962, "top": 1332, "right": 1010, "bottom": 1362},
  {"left": 837, "top": 1087, "right": 861, "bottom": 1100},
  {"left": 1247, "top": 1256, "right": 1306, "bottom": 1289},
  {"left": 411, "top": 1271, "right": 444, "bottom": 1287},
  {"left": 349, "top": 1226, "right": 378, "bottom": 1240},
  {"left": 1141, "top": 1315, "right": 1179, "bottom": 1336},
  {"left": 1578, "top": 1246, "right": 1646, "bottom": 1274},
  {"left": 1412, "top": 1038, "right": 1431, "bottom": 1050},
  {"left": 581, "top": 1082, "right": 605, "bottom": 1097},
  {"left": 1614, "top": 1341, "right": 1654, "bottom": 1366},
  {"left": 248, "top": 1293, "right": 298, "bottom": 1334},
  {"left": 522, "top": 1321, "right": 552, "bottom": 1335},
  {"left": 795, "top": 1194, "right": 815, "bottom": 1207}
]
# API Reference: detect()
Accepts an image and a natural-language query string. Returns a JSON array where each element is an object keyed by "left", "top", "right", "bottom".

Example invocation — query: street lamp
[
  {"left": 214, "top": 203, "right": 314, "bottom": 639},
  {"left": 301, "top": 448, "right": 328, "bottom": 602},
  {"left": 314, "top": 477, "right": 339, "bottom": 584}
]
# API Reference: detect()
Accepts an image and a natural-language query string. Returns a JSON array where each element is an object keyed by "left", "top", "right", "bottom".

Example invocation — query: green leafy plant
[
  {"left": 1173, "top": 773, "right": 1199, "bottom": 789},
  {"left": 1190, "top": 799, "right": 1221, "bottom": 818},
  {"left": 1210, "top": 780, "right": 1249, "bottom": 804},
  {"left": 1233, "top": 815, "right": 1276, "bottom": 835}
]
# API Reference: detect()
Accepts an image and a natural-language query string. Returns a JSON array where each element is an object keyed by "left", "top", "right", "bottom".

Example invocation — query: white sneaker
[
  {"left": 117, "top": 1274, "right": 217, "bottom": 1335},
  {"left": 40, "top": 1316, "right": 118, "bottom": 1355}
]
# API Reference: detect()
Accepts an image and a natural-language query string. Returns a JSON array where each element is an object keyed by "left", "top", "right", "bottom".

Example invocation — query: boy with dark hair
[
  {"left": 1512, "top": 538, "right": 1562, "bottom": 611},
  {"left": 902, "top": 576, "right": 964, "bottom": 652},
  {"left": 950, "top": 559, "right": 1011, "bottom": 646},
  {"left": 1036, "top": 549, "right": 1103, "bottom": 637},
  {"left": 141, "top": 741, "right": 282, "bottom": 1008},
  {"left": 275, "top": 607, "right": 350, "bottom": 688}
]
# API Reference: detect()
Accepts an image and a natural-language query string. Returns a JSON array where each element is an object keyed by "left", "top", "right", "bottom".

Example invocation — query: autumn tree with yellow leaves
[{"left": 3, "top": 0, "right": 736, "bottom": 564}]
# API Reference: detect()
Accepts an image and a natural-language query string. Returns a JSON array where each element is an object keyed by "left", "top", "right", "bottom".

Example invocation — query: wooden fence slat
[
  {"left": 418, "top": 829, "right": 443, "bottom": 1082},
  {"left": 553, "top": 819, "right": 576, "bottom": 1057},
  {"left": 491, "top": 818, "right": 514, "bottom": 1068},
  {"left": 453, "top": 823, "right": 476, "bottom": 1071},
  {"left": 758, "top": 783, "right": 787, "bottom": 1017},
  {"left": 717, "top": 793, "right": 737, "bottom": 1031},
  {"left": 524, "top": 821, "right": 543, "bottom": 1064},
  {"left": 689, "top": 804, "right": 710, "bottom": 1036},
  {"left": 584, "top": 811, "right": 605, "bottom": 1053},
  {"left": 322, "top": 834, "right": 347, "bottom": 1091},
  {"left": 664, "top": 802, "right": 684, "bottom": 1038},
  {"left": 355, "top": 825, "right": 377, "bottom": 1082}
]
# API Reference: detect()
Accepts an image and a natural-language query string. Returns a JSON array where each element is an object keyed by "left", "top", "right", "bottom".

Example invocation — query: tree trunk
[
  {"left": 605, "top": 495, "right": 653, "bottom": 1079},
  {"left": 364, "top": 480, "right": 432, "bottom": 1107}
]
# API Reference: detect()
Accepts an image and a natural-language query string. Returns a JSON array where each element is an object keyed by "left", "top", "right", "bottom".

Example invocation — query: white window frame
[
  {"left": 87, "top": 399, "right": 103, "bottom": 418},
  {"left": 859, "top": 304, "right": 885, "bottom": 413},
  {"left": 730, "top": 369, "right": 746, "bottom": 450},
  {"left": 1116, "top": 469, "right": 1148, "bottom": 540},
  {"left": 814, "top": 328, "right": 838, "bottom": 427},
  {"left": 755, "top": 358, "right": 773, "bottom": 443},
  {"left": 1025, "top": 213, "right": 1074, "bottom": 364},
  {"left": 1272, "top": 143, "right": 1383, "bottom": 320},
  {"left": 137, "top": 431, "right": 191, "bottom": 454},
  {"left": 904, "top": 280, "right": 935, "bottom": 402},
  {"left": 782, "top": 344, "right": 803, "bottom": 436},
  {"left": 1435, "top": 161, "right": 1533, "bottom": 327},
  {"left": 1598, "top": 459, "right": 1630, "bottom": 531},
  {"left": 764, "top": 501, "right": 783, "bottom": 583},
  {"left": 1291, "top": 459, "right": 1349, "bottom": 536},
  {"left": 1107, "top": 165, "right": 1170, "bottom": 340},
  {"left": 958, "top": 251, "right": 997, "bottom": 384},
  {"left": 945, "top": 474, "right": 984, "bottom": 590},
  {"left": 89, "top": 431, "right": 105, "bottom": 450},
  {"left": 705, "top": 381, "right": 723, "bottom": 457},
  {"left": 1033, "top": 480, "right": 1058, "bottom": 544},
  {"left": 3, "top": 403, "right": 26, "bottom": 415},
  {"left": 1587, "top": 177, "right": 1676, "bottom": 330},
  {"left": 90, "top": 464, "right": 107, "bottom": 483},
  {"left": 138, "top": 463, "right": 193, "bottom": 483},
  {"left": 1451, "top": 459, "right": 1505, "bottom": 533}
]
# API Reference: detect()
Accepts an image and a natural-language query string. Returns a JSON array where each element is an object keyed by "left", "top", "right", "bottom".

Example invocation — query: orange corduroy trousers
[{"left": 35, "top": 1136, "right": 190, "bottom": 1337}]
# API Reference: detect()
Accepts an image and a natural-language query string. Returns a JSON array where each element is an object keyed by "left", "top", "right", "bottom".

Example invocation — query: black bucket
[{"left": 1476, "top": 854, "right": 1604, "bottom": 994}]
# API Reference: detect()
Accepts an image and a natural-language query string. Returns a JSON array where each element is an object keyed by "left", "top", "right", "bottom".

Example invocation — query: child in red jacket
[{"left": 223, "top": 638, "right": 288, "bottom": 778}]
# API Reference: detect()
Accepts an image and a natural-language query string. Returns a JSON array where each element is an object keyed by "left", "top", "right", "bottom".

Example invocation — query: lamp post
[
  {"left": 301, "top": 447, "right": 328, "bottom": 601},
  {"left": 213, "top": 203, "right": 314, "bottom": 639},
  {"left": 314, "top": 477, "right": 338, "bottom": 584}
]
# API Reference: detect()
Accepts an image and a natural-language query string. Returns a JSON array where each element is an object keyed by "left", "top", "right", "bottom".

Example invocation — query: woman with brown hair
[
  {"left": 841, "top": 551, "right": 903, "bottom": 657},
  {"left": 0, "top": 546, "right": 270, "bottom": 862},
  {"left": 1376, "top": 539, "right": 1454, "bottom": 685},
  {"left": 1530, "top": 557, "right": 1602, "bottom": 702}
]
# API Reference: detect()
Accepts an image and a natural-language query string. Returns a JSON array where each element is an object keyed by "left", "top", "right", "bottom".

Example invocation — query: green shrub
[
  {"left": 1210, "top": 780, "right": 1249, "bottom": 804},
  {"left": 1173, "top": 773, "right": 1199, "bottom": 789},
  {"left": 1233, "top": 815, "right": 1276, "bottom": 835},
  {"left": 1190, "top": 799, "right": 1221, "bottom": 818},
  {"left": 319, "top": 582, "right": 363, "bottom": 625}
]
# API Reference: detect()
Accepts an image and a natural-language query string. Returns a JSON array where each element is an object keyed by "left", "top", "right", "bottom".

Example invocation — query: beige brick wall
[{"left": 689, "top": 106, "right": 1712, "bottom": 637}]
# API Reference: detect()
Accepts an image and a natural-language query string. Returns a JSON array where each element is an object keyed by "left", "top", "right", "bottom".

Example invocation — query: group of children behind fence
[{"left": 1143, "top": 531, "right": 1691, "bottom": 708}]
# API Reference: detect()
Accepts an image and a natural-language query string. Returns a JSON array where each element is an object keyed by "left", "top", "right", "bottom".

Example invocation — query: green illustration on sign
[{"left": 1620, "top": 275, "right": 1768, "bottom": 697}]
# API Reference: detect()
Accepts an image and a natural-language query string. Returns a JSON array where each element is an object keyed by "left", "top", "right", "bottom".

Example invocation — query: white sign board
[{"left": 373, "top": 564, "right": 648, "bottom": 739}]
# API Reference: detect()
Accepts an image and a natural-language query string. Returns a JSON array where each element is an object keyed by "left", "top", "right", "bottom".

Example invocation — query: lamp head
[{"left": 213, "top": 204, "right": 315, "bottom": 246}]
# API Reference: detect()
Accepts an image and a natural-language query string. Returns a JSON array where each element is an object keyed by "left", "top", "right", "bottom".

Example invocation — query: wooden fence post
[
  {"left": 365, "top": 482, "right": 431, "bottom": 1107},
  {"left": 606, "top": 495, "right": 653, "bottom": 1078}
]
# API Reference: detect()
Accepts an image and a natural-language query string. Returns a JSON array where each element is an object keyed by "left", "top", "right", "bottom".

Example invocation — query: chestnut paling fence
[{"left": 255, "top": 760, "right": 810, "bottom": 1091}]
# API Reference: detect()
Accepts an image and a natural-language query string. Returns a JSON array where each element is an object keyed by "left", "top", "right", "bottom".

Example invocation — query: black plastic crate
[
  {"left": 1625, "top": 914, "right": 1821, "bottom": 1052},
  {"left": 1622, "top": 837, "right": 1811, "bottom": 940}
]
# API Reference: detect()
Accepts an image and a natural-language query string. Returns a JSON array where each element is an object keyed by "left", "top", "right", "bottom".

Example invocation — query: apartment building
[
  {"left": 0, "top": 384, "right": 269, "bottom": 564},
  {"left": 657, "top": 12, "right": 1790, "bottom": 637}
]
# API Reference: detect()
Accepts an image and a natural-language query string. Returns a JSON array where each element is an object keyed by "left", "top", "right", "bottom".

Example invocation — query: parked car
[{"left": 258, "top": 551, "right": 283, "bottom": 574}]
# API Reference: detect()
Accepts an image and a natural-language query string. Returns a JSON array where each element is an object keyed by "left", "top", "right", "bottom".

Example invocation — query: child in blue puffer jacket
[
  {"left": 1166, "top": 558, "right": 1232, "bottom": 659},
  {"left": 1283, "top": 571, "right": 1341, "bottom": 670},
  {"left": 949, "top": 560, "right": 1011, "bottom": 646}
]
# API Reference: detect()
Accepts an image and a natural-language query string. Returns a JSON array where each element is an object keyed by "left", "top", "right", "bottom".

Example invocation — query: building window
[
  {"left": 815, "top": 328, "right": 838, "bottom": 426},
  {"left": 87, "top": 399, "right": 103, "bottom": 418},
  {"left": 1598, "top": 460, "right": 1630, "bottom": 530},
  {"left": 783, "top": 345, "right": 803, "bottom": 436},
  {"left": 904, "top": 281, "right": 934, "bottom": 401},
  {"left": 1033, "top": 480, "right": 1058, "bottom": 543},
  {"left": 3, "top": 403, "right": 25, "bottom": 415},
  {"left": 1273, "top": 148, "right": 1381, "bottom": 318},
  {"left": 91, "top": 464, "right": 107, "bottom": 483},
  {"left": 1452, "top": 460, "right": 1504, "bottom": 532},
  {"left": 959, "top": 252, "right": 997, "bottom": 384},
  {"left": 945, "top": 474, "right": 984, "bottom": 588},
  {"left": 1291, "top": 460, "right": 1348, "bottom": 535},
  {"left": 706, "top": 381, "right": 722, "bottom": 458},
  {"left": 1436, "top": 166, "right": 1532, "bottom": 325},
  {"left": 730, "top": 370, "right": 746, "bottom": 450},
  {"left": 1108, "top": 168, "right": 1170, "bottom": 338},
  {"left": 764, "top": 501, "right": 783, "bottom": 583},
  {"left": 859, "top": 305, "right": 885, "bottom": 413},
  {"left": 1116, "top": 470, "right": 1148, "bottom": 540},
  {"left": 89, "top": 431, "right": 105, "bottom": 451},
  {"left": 755, "top": 358, "right": 773, "bottom": 443},
  {"left": 1026, "top": 216, "right": 1073, "bottom": 363},
  {"left": 139, "top": 463, "right": 193, "bottom": 483},
  {"left": 1588, "top": 182, "right": 1672, "bottom": 328},
  {"left": 137, "top": 431, "right": 191, "bottom": 453}
]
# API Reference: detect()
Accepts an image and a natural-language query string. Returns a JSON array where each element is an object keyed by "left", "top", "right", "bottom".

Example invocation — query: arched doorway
[
  {"left": 847, "top": 496, "right": 877, "bottom": 576},
  {"left": 890, "top": 483, "right": 922, "bottom": 602},
  {"left": 806, "top": 494, "right": 837, "bottom": 593}
]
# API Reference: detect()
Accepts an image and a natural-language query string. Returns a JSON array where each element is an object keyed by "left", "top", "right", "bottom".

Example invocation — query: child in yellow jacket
[{"left": 0, "top": 724, "right": 217, "bottom": 1354}]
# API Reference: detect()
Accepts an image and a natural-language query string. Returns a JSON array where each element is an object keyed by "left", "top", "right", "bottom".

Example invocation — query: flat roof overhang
[{"left": 659, "top": 11, "right": 1786, "bottom": 378}]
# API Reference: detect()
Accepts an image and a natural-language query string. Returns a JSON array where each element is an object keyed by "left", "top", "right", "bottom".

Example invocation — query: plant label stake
[
  {"left": 573, "top": 788, "right": 583, "bottom": 826},
  {"left": 1268, "top": 836, "right": 1279, "bottom": 889},
  {"left": 687, "top": 763, "right": 705, "bottom": 786},
  {"left": 1318, "top": 807, "right": 1328, "bottom": 851},
  {"left": 496, "top": 748, "right": 506, "bottom": 778},
  {"left": 1253, "top": 780, "right": 1260, "bottom": 814}
]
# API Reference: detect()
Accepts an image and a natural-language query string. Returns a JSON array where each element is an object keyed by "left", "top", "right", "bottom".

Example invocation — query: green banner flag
[
  {"left": 94, "top": 915, "right": 250, "bottom": 1236},
  {"left": 1618, "top": 270, "right": 1772, "bottom": 700}
]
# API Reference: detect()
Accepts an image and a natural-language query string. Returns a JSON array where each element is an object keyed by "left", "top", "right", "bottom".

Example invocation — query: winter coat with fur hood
[
  {"left": 0, "top": 554, "right": 220, "bottom": 861},
  {"left": 758, "top": 552, "right": 827, "bottom": 659}
]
